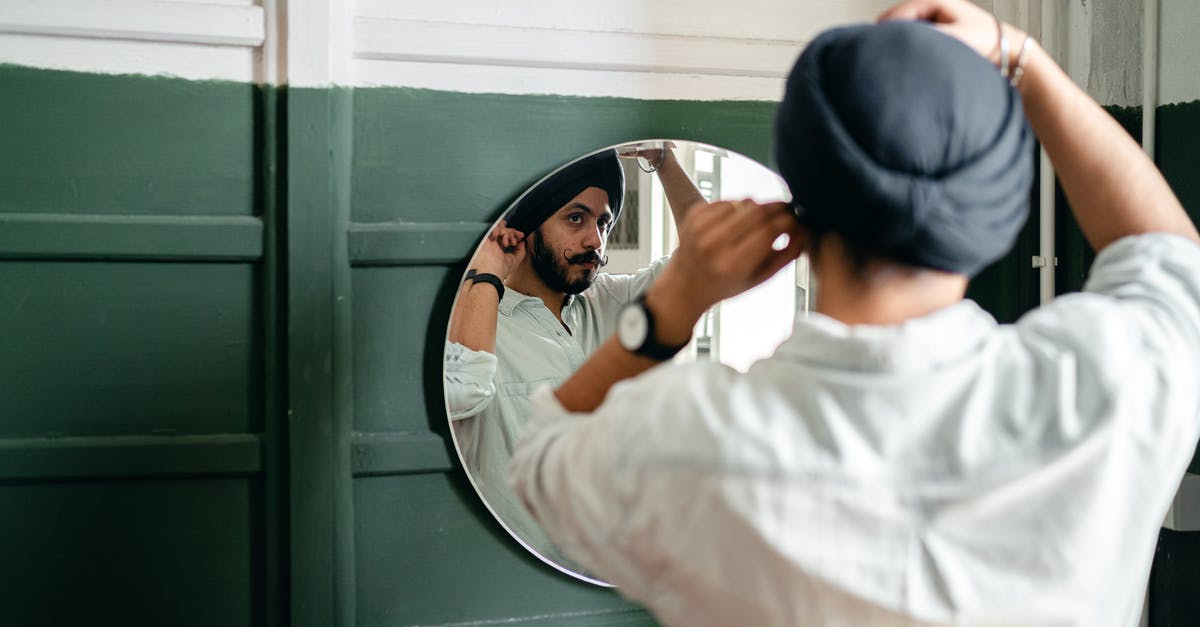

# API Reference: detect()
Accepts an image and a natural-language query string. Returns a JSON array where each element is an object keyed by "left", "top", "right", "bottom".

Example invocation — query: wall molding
[
  {"left": 0, "top": 213, "right": 263, "bottom": 261},
  {"left": 355, "top": 18, "right": 800, "bottom": 79},
  {"left": 348, "top": 221, "right": 486, "bottom": 266},
  {"left": 0, "top": 0, "right": 264, "bottom": 47},
  {"left": 0, "top": 433, "right": 263, "bottom": 481}
]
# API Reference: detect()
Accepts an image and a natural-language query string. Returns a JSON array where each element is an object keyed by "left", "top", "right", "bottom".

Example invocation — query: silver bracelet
[
  {"left": 638, "top": 150, "right": 667, "bottom": 174},
  {"left": 1010, "top": 35, "right": 1033, "bottom": 87}
]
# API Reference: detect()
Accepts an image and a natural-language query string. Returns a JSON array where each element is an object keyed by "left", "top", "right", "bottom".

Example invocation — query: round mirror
[{"left": 442, "top": 140, "right": 808, "bottom": 584}]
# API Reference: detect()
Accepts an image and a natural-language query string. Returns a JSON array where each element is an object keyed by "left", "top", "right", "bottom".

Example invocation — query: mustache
[{"left": 563, "top": 249, "right": 607, "bottom": 267}]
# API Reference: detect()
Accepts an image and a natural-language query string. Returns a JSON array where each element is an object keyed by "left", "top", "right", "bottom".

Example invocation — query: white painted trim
[
  {"left": 0, "top": 0, "right": 263, "bottom": 47},
  {"left": 287, "top": 0, "right": 353, "bottom": 87},
  {"left": 0, "top": 32, "right": 258, "bottom": 81},
  {"left": 1065, "top": 0, "right": 1091, "bottom": 95},
  {"left": 1143, "top": 0, "right": 1159, "bottom": 160},
  {"left": 260, "top": 0, "right": 286, "bottom": 85},
  {"left": 352, "top": 57, "right": 786, "bottom": 100},
  {"left": 355, "top": 0, "right": 895, "bottom": 43},
  {"left": 1038, "top": 0, "right": 1060, "bottom": 305},
  {"left": 354, "top": 17, "right": 802, "bottom": 81}
]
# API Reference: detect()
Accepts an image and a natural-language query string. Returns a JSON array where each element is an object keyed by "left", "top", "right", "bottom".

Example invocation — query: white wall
[
  {"left": 0, "top": 0, "right": 893, "bottom": 99},
  {"left": 1159, "top": 0, "right": 1200, "bottom": 105}
]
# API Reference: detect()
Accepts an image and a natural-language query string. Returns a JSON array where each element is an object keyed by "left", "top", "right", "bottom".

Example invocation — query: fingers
[
  {"left": 879, "top": 0, "right": 974, "bottom": 25},
  {"left": 752, "top": 221, "right": 807, "bottom": 284},
  {"left": 878, "top": 0, "right": 943, "bottom": 22},
  {"left": 727, "top": 207, "right": 805, "bottom": 278},
  {"left": 493, "top": 225, "right": 526, "bottom": 252},
  {"left": 688, "top": 200, "right": 802, "bottom": 287}
]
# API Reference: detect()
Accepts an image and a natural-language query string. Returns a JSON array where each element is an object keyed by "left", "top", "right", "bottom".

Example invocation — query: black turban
[
  {"left": 505, "top": 149, "right": 625, "bottom": 235},
  {"left": 774, "top": 20, "right": 1034, "bottom": 277}
]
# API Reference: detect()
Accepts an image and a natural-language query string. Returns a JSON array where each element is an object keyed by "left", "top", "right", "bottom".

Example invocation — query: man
[
  {"left": 508, "top": 2, "right": 1200, "bottom": 625},
  {"left": 445, "top": 146, "right": 702, "bottom": 566}
]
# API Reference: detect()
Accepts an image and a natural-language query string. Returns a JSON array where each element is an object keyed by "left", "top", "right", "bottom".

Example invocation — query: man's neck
[
  {"left": 811, "top": 241, "right": 968, "bottom": 326},
  {"left": 507, "top": 264, "right": 568, "bottom": 322}
]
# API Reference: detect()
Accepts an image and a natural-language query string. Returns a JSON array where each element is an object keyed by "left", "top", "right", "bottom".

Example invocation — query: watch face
[{"left": 618, "top": 303, "right": 648, "bottom": 351}]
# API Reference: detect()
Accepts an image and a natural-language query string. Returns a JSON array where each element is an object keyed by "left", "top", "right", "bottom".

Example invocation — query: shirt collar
[
  {"left": 499, "top": 287, "right": 578, "bottom": 317},
  {"left": 498, "top": 286, "right": 541, "bottom": 316},
  {"left": 777, "top": 300, "right": 997, "bottom": 372}
]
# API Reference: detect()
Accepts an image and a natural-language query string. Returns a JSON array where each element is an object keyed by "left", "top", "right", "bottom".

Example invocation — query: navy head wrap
[
  {"left": 774, "top": 21, "right": 1034, "bottom": 277},
  {"left": 505, "top": 149, "right": 625, "bottom": 235}
]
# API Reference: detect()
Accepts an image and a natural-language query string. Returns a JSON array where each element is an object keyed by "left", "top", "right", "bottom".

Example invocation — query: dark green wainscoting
[
  {"left": 0, "top": 65, "right": 283, "bottom": 627},
  {"left": 4, "top": 63, "right": 1199, "bottom": 627}
]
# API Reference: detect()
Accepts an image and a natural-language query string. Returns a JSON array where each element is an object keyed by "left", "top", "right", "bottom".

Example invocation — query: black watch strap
[
  {"left": 632, "top": 294, "right": 690, "bottom": 361},
  {"left": 464, "top": 269, "right": 504, "bottom": 301}
]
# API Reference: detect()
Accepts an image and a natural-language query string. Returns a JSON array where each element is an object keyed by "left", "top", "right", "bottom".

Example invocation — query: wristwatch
[{"left": 617, "top": 294, "right": 690, "bottom": 360}]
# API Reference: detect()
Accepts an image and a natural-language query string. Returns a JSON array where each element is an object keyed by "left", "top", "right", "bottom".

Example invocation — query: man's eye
[{"left": 568, "top": 214, "right": 583, "bottom": 223}]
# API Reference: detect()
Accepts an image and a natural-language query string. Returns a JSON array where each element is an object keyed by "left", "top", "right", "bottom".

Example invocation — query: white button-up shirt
[
  {"left": 509, "top": 233, "right": 1200, "bottom": 626},
  {"left": 444, "top": 257, "right": 668, "bottom": 568}
]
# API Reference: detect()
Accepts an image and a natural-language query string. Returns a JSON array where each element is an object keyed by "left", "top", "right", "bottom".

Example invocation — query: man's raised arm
[{"left": 881, "top": 0, "right": 1198, "bottom": 250}]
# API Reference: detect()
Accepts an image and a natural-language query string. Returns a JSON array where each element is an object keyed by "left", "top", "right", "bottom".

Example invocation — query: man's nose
[{"left": 582, "top": 224, "right": 603, "bottom": 250}]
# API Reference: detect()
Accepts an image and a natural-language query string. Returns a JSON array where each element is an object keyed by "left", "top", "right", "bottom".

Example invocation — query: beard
[{"left": 529, "top": 230, "right": 600, "bottom": 295}]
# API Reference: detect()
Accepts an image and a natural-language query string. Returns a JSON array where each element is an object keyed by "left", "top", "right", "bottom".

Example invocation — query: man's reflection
[{"left": 444, "top": 146, "right": 701, "bottom": 565}]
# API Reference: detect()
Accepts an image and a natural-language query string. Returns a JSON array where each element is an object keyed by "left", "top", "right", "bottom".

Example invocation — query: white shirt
[
  {"left": 444, "top": 257, "right": 668, "bottom": 568},
  {"left": 508, "top": 233, "right": 1200, "bottom": 626}
]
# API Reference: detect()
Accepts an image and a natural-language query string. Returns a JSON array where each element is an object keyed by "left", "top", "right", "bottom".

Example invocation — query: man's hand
[
  {"left": 879, "top": 0, "right": 1025, "bottom": 68},
  {"left": 550, "top": 200, "right": 805, "bottom": 413},
  {"left": 472, "top": 220, "right": 526, "bottom": 280},
  {"left": 617, "top": 141, "right": 677, "bottom": 170},
  {"left": 646, "top": 200, "right": 807, "bottom": 344}
]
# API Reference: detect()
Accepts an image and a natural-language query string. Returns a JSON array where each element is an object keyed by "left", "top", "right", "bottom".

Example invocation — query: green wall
[{"left": 2, "top": 63, "right": 1197, "bottom": 626}]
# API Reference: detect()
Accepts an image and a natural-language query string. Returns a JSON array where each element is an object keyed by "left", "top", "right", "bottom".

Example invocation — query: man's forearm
[
  {"left": 658, "top": 151, "right": 706, "bottom": 226},
  {"left": 447, "top": 282, "right": 502, "bottom": 353},
  {"left": 1017, "top": 36, "right": 1198, "bottom": 251},
  {"left": 554, "top": 270, "right": 706, "bottom": 412}
]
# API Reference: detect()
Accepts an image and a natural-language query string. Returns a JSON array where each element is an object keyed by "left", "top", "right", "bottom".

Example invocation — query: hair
[{"left": 808, "top": 226, "right": 925, "bottom": 285}]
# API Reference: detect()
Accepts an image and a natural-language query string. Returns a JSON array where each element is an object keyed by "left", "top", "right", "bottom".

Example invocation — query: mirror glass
[{"left": 442, "top": 140, "right": 809, "bottom": 584}]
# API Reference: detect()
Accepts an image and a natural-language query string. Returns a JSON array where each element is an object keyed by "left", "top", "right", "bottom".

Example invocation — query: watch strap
[
  {"left": 464, "top": 269, "right": 505, "bottom": 301},
  {"left": 631, "top": 294, "right": 690, "bottom": 361}
]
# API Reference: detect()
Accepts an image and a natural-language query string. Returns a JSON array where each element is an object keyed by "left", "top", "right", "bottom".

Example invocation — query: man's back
[
  {"left": 507, "top": 3, "right": 1200, "bottom": 624},
  {"left": 511, "top": 234, "right": 1200, "bottom": 626}
]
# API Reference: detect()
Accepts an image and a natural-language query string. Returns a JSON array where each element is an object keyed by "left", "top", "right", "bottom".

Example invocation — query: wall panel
[
  {"left": 0, "top": 262, "right": 259, "bottom": 438},
  {"left": 0, "top": 478, "right": 259, "bottom": 627},
  {"left": 0, "top": 65, "right": 278, "bottom": 626},
  {"left": 354, "top": 474, "right": 655, "bottom": 627},
  {"left": 0, "top": 66, "right": 259, "bottom": 216}
]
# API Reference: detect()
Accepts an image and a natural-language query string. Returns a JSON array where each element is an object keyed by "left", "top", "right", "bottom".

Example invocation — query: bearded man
[{"left": 444, "top": 146, "right": 701, "bottom": 563}]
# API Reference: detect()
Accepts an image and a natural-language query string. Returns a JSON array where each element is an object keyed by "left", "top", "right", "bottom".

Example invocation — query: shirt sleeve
[
  {"left": 1018, "top": 233, "right": 1200, "bottom": 472},
  {"left": 443, "top": 340, "right": 498, "bottom": 420},
  {"left": 504, "top": 377, "right": 672, "bottom": 588},
  {"left": 506, "top": 362, "right": 732, "bottom": 592}
]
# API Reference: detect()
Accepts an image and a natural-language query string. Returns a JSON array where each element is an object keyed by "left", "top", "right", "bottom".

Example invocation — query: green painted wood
[
  {"left": 287, "top": 86, "right": 357, "bottom": 627},
  {"left": 1158, "top": 100, "right": 1200, "bottom": 225},
  {"left": 0, "top": 64, "right": 257, "bottom": 216},
  {"left": 258, "top": 83, "right": 289, "bottom": 627},
  {"left": 0, "top": 261, "right": 259, "bottom": 438},
  {"left": 353, "top": 474, "right": 654, "bottom": 627},
  {"left": 0, "top": 212, "right": 263, "bottom": 261},
  {"left": 349, "top": 221, "right": 488, "bottom": 265},
  {"left": 0, "top": 433, "right": 261, "bottom": 480},
  {"left": 351, "top": 432, "right": 455, "bottom": 476},
  {"left": 0, "top": 478, "right": 256, "bottom": 627},
  {"left": 1053, "top": 105, "right": 1143, "bottom": 295},
  {"left": 352, "top": 266, "right": 461, "bottom": 434},
  {"left": 1156, "top": 100, "right": 1200, "bottom": 474},
  {"left": 352, "top": 89, "right": 777, "bottom": 223},
  {"left": 965, "top": 176, "right": 1040, "bottom": 324}
]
